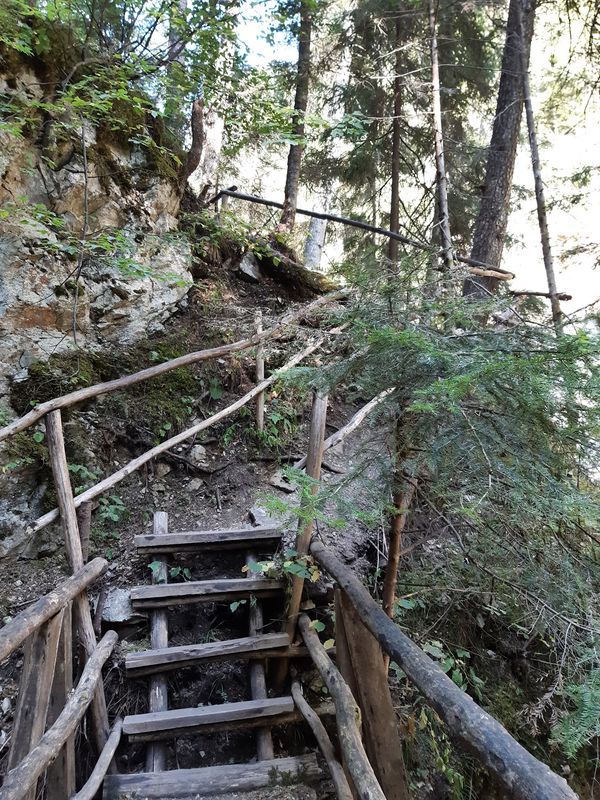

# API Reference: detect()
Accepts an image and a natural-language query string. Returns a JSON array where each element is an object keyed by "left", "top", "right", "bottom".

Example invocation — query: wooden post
[
  {"left": 146, "top": 511, "right": 169, "bottom": 773},
  {"left": 44, "top": 604, "right": 76, "bottom": 800},
  {"left": 339, "top": 591, "right": 409, "bottom": 800},
  {"left": 334, "top": 590, "right": 361, "bottom": 798},
  {"left": 298, "top": 614, "right": 386, "bottom": 800},
  {"left": 275, "top": 391, "right": 328, "bottom": 686},
  {"left": 255, "top": 311, "right": 265, "bottom": 434},
  {"left": 45, "top": 410, "right": 110, "bottom": 755},
  {"left": 76, "top": 501, "right": 93, "bottom": 563},
  {"left": 7, "top": 610, "right": 65, "bottom": 800},
  {"left": 246, "top": 553, "right": 274, "bottom": 760}
]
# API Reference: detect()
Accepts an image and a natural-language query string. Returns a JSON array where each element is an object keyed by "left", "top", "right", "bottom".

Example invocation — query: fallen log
[
  {"left": 0, "top": 558, "right": 107, "bottom": 663},
  {"left": 291, "top": 680, "right": 353, "bottom": 800},
  {"left": 298, "top": 614, "right": 386, "bottom": 800},
  {"left": 0, "top": 631, "right": 118, "bottom": 800},
  {"left": 310, "top": 541, "right": 578, "bottom": 800},
  {"left": 0, "top": 291, "right": 345, "bottom": 443},
  {"left": 29, "top": 338, "right": 324, "bottom": 535}
]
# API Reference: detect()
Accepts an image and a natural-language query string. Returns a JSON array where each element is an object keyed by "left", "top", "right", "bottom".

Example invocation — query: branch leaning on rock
[
  {"left": 0, "top": 289, "right": 347, "bottom": 443},
  {"left": 28, "top": 336, "right": 326, "bottom": 535}
]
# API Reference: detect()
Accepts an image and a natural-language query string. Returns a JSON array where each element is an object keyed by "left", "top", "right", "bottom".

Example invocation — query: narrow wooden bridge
[{"left": 0, "top": 295, "right": 578, "bottom": 800}]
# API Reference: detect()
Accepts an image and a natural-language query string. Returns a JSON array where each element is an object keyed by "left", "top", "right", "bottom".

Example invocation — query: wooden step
[
  {"left": 103, "top": 754, "right": 320, "bottom": 799},
  {"left": 123, "top": 696, "right": 294, "bottom": 741},
  {"left": 130, "top": 578, "right": 284, "bottom": 610},
  {"left": 135, "top": 526, "right": 281, "bottom": 554},
  {"left": 126, "top": 633, "right": 290, "bottom": 676}
]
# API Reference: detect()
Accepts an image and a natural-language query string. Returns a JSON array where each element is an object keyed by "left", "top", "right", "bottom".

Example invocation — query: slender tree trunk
[
  {"left": 518, "top": 4, "right": 561, "bottom": 331},
  {"left": 387, "top": 14, "right": 402, "bottom": 269},
  {"left": 280, "top": 0, "right": 313, "bottom": 229},
  {"left": 463, "top": 0, "right": 536, "bottom": 297},
  {"left": 429, "top": 0, "right": 453, "bottom": 271},
  {"left": 303, "top": 215, "right": 327, "bottom": 270}
]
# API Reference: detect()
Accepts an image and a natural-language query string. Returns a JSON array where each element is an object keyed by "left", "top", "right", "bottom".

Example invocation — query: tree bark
[
  {"left": 429, "top": 0, "right": 454, "bottom": 271},
  {"left": 179, "top": 97, "right": 204, "bottom": 191},
  {"left": 303, "top": 215, "right": 328, "bottom": 270},
  {"left": 463, "top": 0, "right": 536, "bottom": 296},
  {"left": 280, "top": 0, "right": 313, "bottom": 229},
  {"left": 518, "top": 2, "right": 562, "bottom": 330},
  {"left": 387, "top": 14, "right": 402, "bottom": 268}
]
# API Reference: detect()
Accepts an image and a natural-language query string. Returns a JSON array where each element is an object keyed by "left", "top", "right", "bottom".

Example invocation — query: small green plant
[
  {"left": 422, "top": 641, "right": 485, "bottom": 700},
  {"left": 98, "top": 494, "right": 126, "bottom": 523},
  {"left": 169, "top": 565, "right": 192, "bottom": 581},
  {"left": 229, "top": 599, "right": 247, "bottom": 612},
  {"left": 68, "top": 463, "right": 99, "bottom": 494}
]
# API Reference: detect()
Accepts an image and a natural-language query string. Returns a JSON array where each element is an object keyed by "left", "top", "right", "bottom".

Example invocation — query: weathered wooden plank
[
  {"left": 7, "top": 610, "right": 65, "bottom": 800},
  {"left": 123, "top": 697, "right": 294, "bottom": 741},
  {"left": 44, "top": 604, "right": 76, "bottom": 800},
  {"left": 340, "top": 590, "right": 409, "bottom": 800},
  {"left": 246, "top": 553, "right": 273, "bottom": 761},
  {"left": 0, "top": 558, "right": 107, "bottom": 664},
  {"left": 135, "top": 527, "right": 281, "bottom": 554},
  {"left": 130, "top": 578, "right": 283, "bottom": 609},
  {"left": 126, "top": 633, "right": 290, "bottom": 676},
  {"left": 0, "top": 631, "right": 118, "bottom": 800},
  {"left": 103, "top": 754, "right": 321, "bottom": 799},
  {"left": 146, "top": 511, "right": 169, "bottom": 773}
]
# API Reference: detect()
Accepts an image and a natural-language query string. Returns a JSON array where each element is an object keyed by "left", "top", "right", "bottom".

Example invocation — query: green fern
[{"left": 551, "top": 668, "right": 600, "bottom": 758}]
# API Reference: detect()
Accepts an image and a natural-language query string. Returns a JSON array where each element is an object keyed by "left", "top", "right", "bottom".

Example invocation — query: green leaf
[
  {"left": 32, "top": 431, "right": 44, "bottom": 443},
  {"left": 310, "top": 620, "right": 325, "bottom": 633}
]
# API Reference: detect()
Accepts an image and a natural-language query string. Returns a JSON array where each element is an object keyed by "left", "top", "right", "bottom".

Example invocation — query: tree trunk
[
  {"left": 303, "top": 215, "right": 328, "bottom": 270},
  {"left": 429, "top": 0, "right": 453, "bottom": 271},
  {"left": 280, "top": 0, "right": 313, "bottom": 229},
  {"left": 463, "top": 0, "right": 536, "bottom": 297},
  {"left": 518, "top": 3, "right": 561, "bottom": 330},
  {"left": 387, "top": 14, "right": 402, "bottom": 268}
]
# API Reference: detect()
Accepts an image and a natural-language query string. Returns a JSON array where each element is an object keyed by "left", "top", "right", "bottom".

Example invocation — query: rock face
[{"left": 0, "top": 63, "right": 193, "bottom": 404}]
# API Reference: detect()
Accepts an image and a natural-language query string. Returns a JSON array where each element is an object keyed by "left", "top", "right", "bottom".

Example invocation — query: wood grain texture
[
  {"left": 145, "top": 511, "right": 169, "bottom": 773},
  {"left": 246, "top": 553, "right": 273, "bottom": 761},
  {"left": 0, "top": 558, "right": 106, "bottom": 663},
  {"left": 123, "top": 697, "right": 294, "bottom": 741},
  {"left": 72, "top": 719, "right": 122, "bottom": 800},
  {"left": 126, "top": 633, "right": 292, "bottom": 676},
  {"left": 298, "top": 614, "right": 385, "bottom": 800},
  {"left": 7, "top": 611, "right": 64, "bottom": 800},
  {"left": 311, "top": 540, "right": 578, "bottom": 800},
  {"left": 103, "top": 754, "right": 320, "bottom": 799},
  {"left": 134, "top": 527, "right": 281, "bottom": 554},
  {"left": 130, "top": 578, "right": 283, "bottom": 609},
  {"left": 0, "top": 631, "right": 118, "bottom": 800}
]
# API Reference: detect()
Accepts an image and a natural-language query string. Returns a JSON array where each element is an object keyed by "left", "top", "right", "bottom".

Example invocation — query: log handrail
[
  {"left": 0, "top": 291, "right": 344, "bottom": 443},
  {"left": 0, "top": 558, "right": 107, "bottom": 663},
  {"left": 29, "top": 337, "right": 324, "bottom": 535},
  {"left": 0, "top": 631, "right": 118, "bottom": 800},
  {"left": 310, "top": 540, "right": 578, "bottom": 800}
]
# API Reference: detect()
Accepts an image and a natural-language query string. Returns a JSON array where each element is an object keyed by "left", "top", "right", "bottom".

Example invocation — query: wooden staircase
[{"left": 104, "top": 512, "right": 321, "bottom": 799}]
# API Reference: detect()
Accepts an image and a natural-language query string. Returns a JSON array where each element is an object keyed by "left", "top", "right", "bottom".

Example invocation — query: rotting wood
[
  {"left": 0, "top": 292, "right": 344, "bottom": 443},
  {"left": 103, "top": 754, "right": 320, "bottom": 799},
  {"left": 0, "top": 630, "right": 118, "bottom": 800},
  {"left": 0, "top": 558, "right": 106, "bottom": 663},
  {"left": 145, "top": 511, "right": 169, "bottom": 773},
  {"left": 45, "top": 604, "right": 76, "bottom": 800},
  {"left": 291, "top": 680, "right": 353, "bottom": 800},
  {"left": 210, "top": 189, "right": 515, "bottom": 278},
  {"left": 340, "top": 591, "right": 409, "bottom": 800},
  {"left": 130, "top": 577, "right": 284, "bottom": 609},
  {"left": 126, "top": 633, "right": 290, "bottom": 676},
  {"left": 255, "top": 311, "right": 265, "bottom": 433},
  {"left": 298, "top": 614, "right": 386, "bottom": 800},
  {"left": 123, "top": 697, "right": 294, "bottom": 741},
  {"left": 46, "top": 411, "right": 110, "bottom": 755},
  {"left": 134, "top": 526, "right": 281, "bottom": 554},
  {"left": 310, "top": 541, "right": 578, "bottom": 800},
  {"left": 7, "top": 610, "right": 65, "bottom": 800},
  {"left": 246, "top": 553, "right": 274, "bottom": 760},
  {"left": 71, "top": 718, "right": 122, "bottom": 800},
  {"left": 294, "top": 389, "right": 393, "bottom": 470},
  {"left": 31, "top": 339, "right": 324, "bottom": 534}
]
